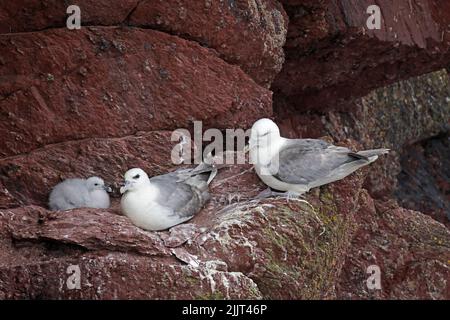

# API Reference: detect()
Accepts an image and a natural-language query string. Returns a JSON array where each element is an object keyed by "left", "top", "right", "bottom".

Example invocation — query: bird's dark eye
[
  {"left": 94, "top": 183, "right": 99, "bottom": 186},
  {"left": 259, "top": 131, "right": 270, "bottom": 137},
  {"left": 133, "top": 174, "right": 140, "bottom": 179}
]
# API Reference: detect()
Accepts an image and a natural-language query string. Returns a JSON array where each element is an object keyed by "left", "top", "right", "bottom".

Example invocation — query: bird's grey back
[
  {"left": 274, "top": 139, "right": 360, "bottom": 185},
  {"left": 150, "top": 169, "right": 211, "bottom": 219}
]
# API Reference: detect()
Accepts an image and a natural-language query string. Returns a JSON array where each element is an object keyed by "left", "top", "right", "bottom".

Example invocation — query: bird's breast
[
  {"left": 120, "top": 189, "right": 183, "bottom": 231},
  {"left": 88, "top": 190, "right": 110, "bottom": 208},
  {"left": 250, "top": 147, "right": 272, "bottom": 167}
]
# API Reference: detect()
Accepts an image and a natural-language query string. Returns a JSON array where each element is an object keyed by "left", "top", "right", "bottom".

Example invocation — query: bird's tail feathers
[
  {"left": 177, "top": 152, "right": 221, "bottom": 186},
  {"left": 355, "top": 148, "right": 390, "bottom": 162}
]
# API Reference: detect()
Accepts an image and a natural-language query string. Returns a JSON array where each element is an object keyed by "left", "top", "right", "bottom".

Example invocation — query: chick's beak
[{"left": 104, "top": 184, "right": 113, "bottom": 193}]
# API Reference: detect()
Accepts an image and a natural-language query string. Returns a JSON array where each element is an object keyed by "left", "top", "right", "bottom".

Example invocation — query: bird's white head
[
  {"left": 249, "top": 118, "right": 281, "bottom": 149},
  {"left": 248, "top": 118, "right": 284, "bottom": 170},
  {"left": 86, "top": 176, "right": 111, "bottom": 192},
  {"left": 120, "top": 168, "right": 150, "bottom": 194}
]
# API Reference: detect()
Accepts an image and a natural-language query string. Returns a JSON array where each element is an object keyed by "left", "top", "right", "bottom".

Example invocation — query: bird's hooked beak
[
  {"left": 120, "top": 180, "right": 132, "bottom": 194},
  {"left": 104, "top": 184, "right": 113, "bottom": 193}
]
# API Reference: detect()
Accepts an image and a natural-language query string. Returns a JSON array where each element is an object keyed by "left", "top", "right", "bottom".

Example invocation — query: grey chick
[{"left": 49, "top": 176, "right": 111, "bottom": 211}]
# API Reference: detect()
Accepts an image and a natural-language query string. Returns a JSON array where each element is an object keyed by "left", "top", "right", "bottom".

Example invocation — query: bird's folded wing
[
  {"left": 174, "top": 161, "right": 218, "bottom": 185},
  {"left": 150, "top": 174, "right": 201, "bottom": 219},
  {"left": 271, "top": 139, "right": 358, "bottom": 185}
]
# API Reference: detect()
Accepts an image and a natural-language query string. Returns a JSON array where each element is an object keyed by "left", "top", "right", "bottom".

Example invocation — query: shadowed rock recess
[{"left": 1, "top": 0, "right": 449, "bottom": 299}]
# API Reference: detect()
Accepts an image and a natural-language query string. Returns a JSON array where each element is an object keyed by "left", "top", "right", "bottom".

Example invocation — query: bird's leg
[{"left": 255, "top": 187, "right": 274, "bottom": 199}]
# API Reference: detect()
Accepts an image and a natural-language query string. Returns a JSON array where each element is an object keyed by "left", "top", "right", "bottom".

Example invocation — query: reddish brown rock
[
  {"left": 0, "top": 0, "right": 288, "bottom": 87},
  {"left": 0, "top": 27, "right": 271, "bottom": 158},
  {"left": 0, "top": 180, "right": 20, "bottom": 209},
  {"left": 0, "top": 206, "right": 261, "bottom": 299},
  {"left": 185, "top": 167, "right": 365, "bottom": 299},
  {"left": 0, "top": 255, "right": 261, "bottom": 299},
  {"left": 0, "top": 0, "right": 139, "bottom": 33},
  {"left": 274, "top": 0, "right": 450, "bottom": 111},
  {"left": 129, "top": 0, "right": 288, "bottom": 87},
  {"left": 3, "top": 206, "right": 171, "bottom": 257},
  {"left": 396, "top": 133, "right": 450, "bottom": 228},
  {"left": 337, "top": 195, "right": 450, "bottom": 299}
]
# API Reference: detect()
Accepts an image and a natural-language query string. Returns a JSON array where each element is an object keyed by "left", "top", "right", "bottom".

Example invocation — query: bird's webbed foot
[
  {"left": 253, "top": 188, "right": 314, "bottom": 211},
  {"left": 283, "top": 191, "right": 306, "bottom": 202}
]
